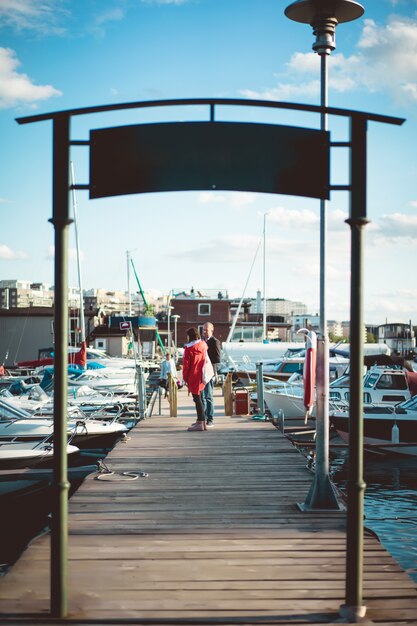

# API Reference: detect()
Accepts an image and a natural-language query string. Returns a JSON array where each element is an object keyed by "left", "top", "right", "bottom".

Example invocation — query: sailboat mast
[
  {"left": 262, "top": 213, "right": 267, "bottom": 343},
  {"left": 70, "top": 162, "right": 85, "bottom": 344},
  {"left": 225, "top": 235, "right": 262, "bottom": 343},
  {"left": 127, "top": 250, "right": 132, "bottom": 316}
]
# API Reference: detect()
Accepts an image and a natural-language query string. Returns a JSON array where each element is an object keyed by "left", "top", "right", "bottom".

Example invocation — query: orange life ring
[{"left": 303, "top": 330, "right": 317, "bottom": 422}]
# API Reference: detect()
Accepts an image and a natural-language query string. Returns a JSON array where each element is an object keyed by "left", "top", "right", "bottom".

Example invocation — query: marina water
[{"left": 331, "top": 453, "right": 417, "bottom": 583}]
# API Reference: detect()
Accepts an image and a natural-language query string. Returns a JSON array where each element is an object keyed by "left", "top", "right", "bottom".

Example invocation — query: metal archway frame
[{"left": 16, "top": 98, "right": 404, "bottom": 618}]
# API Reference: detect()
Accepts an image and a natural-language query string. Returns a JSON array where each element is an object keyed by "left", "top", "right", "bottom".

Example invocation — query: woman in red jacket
[{"left": 182, "top": 327, "right": 208, "bottom": 431}]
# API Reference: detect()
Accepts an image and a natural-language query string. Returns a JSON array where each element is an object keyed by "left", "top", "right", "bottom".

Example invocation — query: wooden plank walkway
[{"left": 1, "top": 387, "right": 417, "bottom": 624}]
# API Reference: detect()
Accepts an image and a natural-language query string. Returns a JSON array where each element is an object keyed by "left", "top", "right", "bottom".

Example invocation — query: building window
[{"left": 198, "top": 303, "right": 211, "bottom": 316}]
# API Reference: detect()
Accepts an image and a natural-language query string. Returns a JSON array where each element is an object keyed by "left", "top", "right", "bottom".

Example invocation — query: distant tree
[
  {"left": 366, "top": 333, "right": 377, "bottom": 343},
  {"left": 329, "top": 332, "right": 344, "bottom": 343},
  {"left": 143, "top": 304, "right": 154, "bottom": 316}
]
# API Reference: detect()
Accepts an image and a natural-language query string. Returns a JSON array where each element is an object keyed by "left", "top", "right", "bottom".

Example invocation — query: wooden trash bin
[{"left": 234, "top": 389, "right": 250, "bottom": 415}]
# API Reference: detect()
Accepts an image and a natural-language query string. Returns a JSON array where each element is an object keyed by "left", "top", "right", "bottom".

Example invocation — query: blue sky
[{"left": 0, "top": 0, "right": 416, "bottom": 325}]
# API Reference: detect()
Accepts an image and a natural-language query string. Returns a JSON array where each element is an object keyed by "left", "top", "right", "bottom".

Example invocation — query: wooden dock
[{"left": 1, "top": 387, "right": 417, "bottom": 624}]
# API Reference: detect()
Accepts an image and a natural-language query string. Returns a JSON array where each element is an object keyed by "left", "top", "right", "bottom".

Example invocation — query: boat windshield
[
  {"left": 375, "top": 373, "right": 408, "bottom": 390},
  {"left": 364, "top": 372, "right": 379, "bottom": 388},
  {"left": 330, "top": 374, "right": 350, "bottom": 388},
  {"left": 275, "top": 362, "right": 304, "bottom": 374},
  {"left": 0, "top": 399, "right": 32, "bottom": 419}
]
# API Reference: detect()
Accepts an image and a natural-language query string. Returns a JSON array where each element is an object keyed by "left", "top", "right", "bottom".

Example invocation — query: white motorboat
[
  {"left": 2, "top": 385, "right": 137, "bottom": 423},
  {"left": 0, "top": 440, "right": 79, "bottom": 470},
  {"left": 330, "top": 394, "right": 417, "bottom": 456},
  {"left": 264, "top": 366, "right": 412, "bottom": 419},
  {"left": 67, "top": 370, "right": 139, "bottom": 395},
  {"left": 0, "top": 398, "right": 128, "bottom": 449}
]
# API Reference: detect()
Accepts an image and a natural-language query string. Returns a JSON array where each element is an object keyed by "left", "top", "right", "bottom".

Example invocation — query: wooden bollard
[
  {"left": 168, "top": 374, "right": 177, "bottom": 417},
  {"left": 223, "top": 372, "right": 233, "bottom": 416}
]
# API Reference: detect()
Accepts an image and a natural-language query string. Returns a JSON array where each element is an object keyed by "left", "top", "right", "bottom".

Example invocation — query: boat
[
  {"left": 330, "top": 394, "right": 417, "bottom": 457},
  {"left": 0, "top": 398, "right": 129, "bottom": 449},
  {"left": 264, "top": 366, "right": 413, "bottom": 420},
  {"left": 330, "top": 366, "right": 413, "bottom": 404},
  {"left": 0, "top": 440, "right": 79, "bottom": 470},
  {"left": 1, "top": 384, "right": 138, "bottom": 424},
  {"left": 0, "top": 464, "right": 97, "bottom": 499}
]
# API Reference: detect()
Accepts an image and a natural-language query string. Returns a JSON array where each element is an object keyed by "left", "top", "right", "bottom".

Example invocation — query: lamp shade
[{"left": 285, "top": 0, "right": 364, "bottom": 24}]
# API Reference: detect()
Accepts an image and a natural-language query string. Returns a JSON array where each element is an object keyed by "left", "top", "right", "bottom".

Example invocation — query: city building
[
  {"left": 377, "top": 322, "right": 416, "bottom": 356},
  {"left": 0, "top": 280, "right": 54, "bottom": 309},
  {"left": 248, "top": 291, "right": 307, "bottom": 317}
]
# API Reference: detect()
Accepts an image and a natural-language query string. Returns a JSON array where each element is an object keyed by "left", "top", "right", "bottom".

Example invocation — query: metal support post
[
  {"left": 137, "top": 364, "right": 147, "bottom": 420},
  {"left": 252, "top": 362, "right": 267, "bottom": 421},
  {"left": 50, "top": 114, "right": 72, "bottom": 618},
  {"left": 284, "top": 0, "right": 365, "bottom": 515},
  {"left": 298, "top": 52, "right": 342, "bottom": 511},
  {"left": 340, "top": 116, "right": 368, "bottom": 622},
  {"left": 298, "top": 337, "right": 342, "bottom": 510},
  {"left": 158, "top": 385, "right": 162, "bottom": 415}
]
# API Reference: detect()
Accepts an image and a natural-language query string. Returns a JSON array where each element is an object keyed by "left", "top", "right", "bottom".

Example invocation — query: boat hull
[
  {"left": 330, "top": 413, "right": 417, "bottom": 457},
  {"left": 264, "top": 389, "right": 313, "bottom": 419}
]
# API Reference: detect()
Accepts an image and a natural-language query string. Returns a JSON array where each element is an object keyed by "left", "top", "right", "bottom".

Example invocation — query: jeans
[{"left": 201, "top": 378, "right": 214, "bottom": 422}]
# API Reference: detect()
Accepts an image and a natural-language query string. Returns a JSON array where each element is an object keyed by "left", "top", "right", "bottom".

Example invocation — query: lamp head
[
  {"left": 285, "top": 0, "right": 364, "bottom": 24},
  {"left": 285, "top": 0, "right": 364, "bottom": 54}
]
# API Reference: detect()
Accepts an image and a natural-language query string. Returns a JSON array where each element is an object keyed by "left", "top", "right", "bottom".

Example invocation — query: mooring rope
[{"left": 94, "top": 458, "right": 148, "bottom": 481}]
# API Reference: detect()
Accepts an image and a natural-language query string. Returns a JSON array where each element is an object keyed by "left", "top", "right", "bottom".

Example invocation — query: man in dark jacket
[{"left": 201, "top": 322, "right": 221, "bottom": 426}]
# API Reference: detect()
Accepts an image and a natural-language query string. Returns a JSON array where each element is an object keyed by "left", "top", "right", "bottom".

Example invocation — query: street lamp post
[
  {"left": 172, "top": 314, "right": 180, "bottom": 348},
  {"left": 284, "top": 1, "right": 363, "bottom": 512},
  {"left": 284, "top": 1, "right": 367, "bottom": 620},
  {"left": 166, "top": 289, "right": 174, "bottom": 349},
  {"left": 167, "top": 306, "right": 173, "bottom": 349}
]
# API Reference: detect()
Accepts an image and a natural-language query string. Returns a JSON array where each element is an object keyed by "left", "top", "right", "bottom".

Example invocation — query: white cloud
[
  {"left": 0, "top": 244, "right": 27, "bottom": 259},
  {"left": 378, "top": 212, "right": 417, "bottom": 238},
  {"left": 95, "top": 8, "right": 125, "bottom": 26},
  {"left": 170, "top": 232, "right": 312, "bottom": 264},
  {"left": 89, "top": 7, "right": 126, "bottom": 37},
  {"left": 198, "top": 192, "right": 226, "bottom": 204},
  {"left": 0, "top": 48, "right": 61, "bottom": 109},
  {"left": 240, "top": 15, "right": 417, "bottom": 107},
  {"left": 197, "top": 191, "right": 256, "bottom": 209},
  {"left": 292, "top": 262, "right": 349, "bottom": 281},
  {"left": 267, "top": 205, "right": 318, "bottom": 229},
  {"left": 240, "top": 80, "right": 320, "bottom": 102},
  {"left": 365, "top": 294, "right": 417, "bottom": 323},
  {"left": 171, "top": 234, "right": 262, "bottom": 263},
  {"left": 0, "top": 0, "right": 67, "bottom": 34},
  {"left": 410, "top": 200, "right": 417, "bottom": 208},
  {"left": 229, "top": 193, "right": 256, "bottom": 208},
  {"left": 328, "top": 209, "right": 349, "bottom": 231}
]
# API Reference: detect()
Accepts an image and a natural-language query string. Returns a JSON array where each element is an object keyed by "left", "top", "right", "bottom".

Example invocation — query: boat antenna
[{"left": 70, "top": 161, "right": 85, "bottom": 344}]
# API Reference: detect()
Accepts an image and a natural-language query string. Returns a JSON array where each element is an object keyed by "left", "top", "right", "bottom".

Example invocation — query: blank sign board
[{"left": 90, "top": 121, "right": 330, "bottom": 200}]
